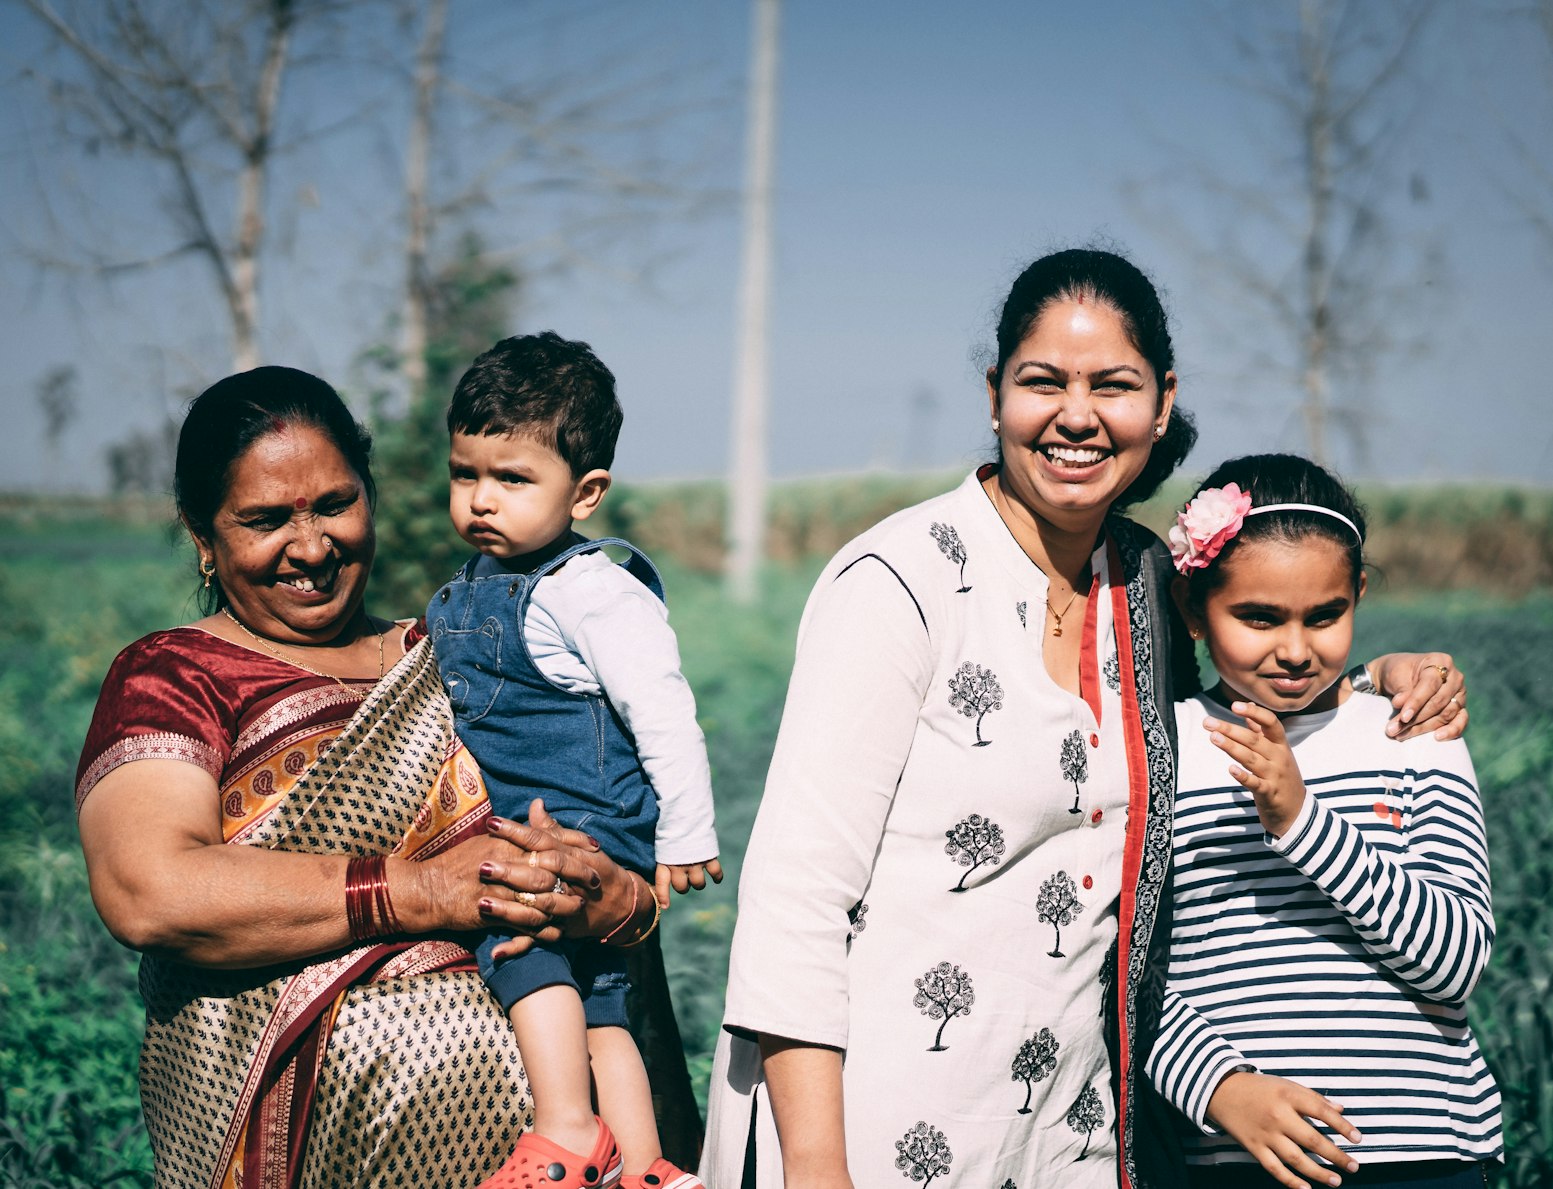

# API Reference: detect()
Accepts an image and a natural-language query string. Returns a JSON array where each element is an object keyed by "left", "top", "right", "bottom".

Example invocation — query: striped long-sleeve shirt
[{"left": 1146, "top": 692, "right": 1503, "bottom": 1165}]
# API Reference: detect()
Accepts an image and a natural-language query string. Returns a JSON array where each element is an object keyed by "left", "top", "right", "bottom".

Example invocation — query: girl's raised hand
[
  {"left": 1204, "top": 702, "right": 1307, "bottom": 837},
  {"left": 1206, "top": 1071, "right": 1361, "bottom": 1189}
]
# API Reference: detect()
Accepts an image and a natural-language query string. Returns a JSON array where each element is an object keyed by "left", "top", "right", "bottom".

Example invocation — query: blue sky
[{"left": 2, "top": 0, "right": 1551, "bottom": 495}]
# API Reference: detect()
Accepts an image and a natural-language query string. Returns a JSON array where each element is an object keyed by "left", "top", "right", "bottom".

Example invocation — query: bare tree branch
[{"left": 1131, "top": 0, "right": 1439, "bottom": 467}]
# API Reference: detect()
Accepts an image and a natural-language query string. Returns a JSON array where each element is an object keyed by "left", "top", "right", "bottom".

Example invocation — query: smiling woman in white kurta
[{"left": 703, "top": 249, "right": 1196, "bottom": 1189}]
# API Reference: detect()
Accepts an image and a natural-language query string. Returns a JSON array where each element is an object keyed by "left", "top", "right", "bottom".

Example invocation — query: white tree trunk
[
  {"left": 230, "top": 0, "right": 293, "bottom": 373},
  {"left": 726, "top": 0, "right": 781, "bottom": 603},
  {"left": 1299, "top": 0, "right": 1332, "bottom": 466},
  {"left": 401, "top": 0, "right": 449, "bottom": 402}
]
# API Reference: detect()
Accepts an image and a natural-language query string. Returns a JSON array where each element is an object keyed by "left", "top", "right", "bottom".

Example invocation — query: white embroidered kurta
[{"left": 706, "top": 473, "right": 1139, "bottom": 1188}]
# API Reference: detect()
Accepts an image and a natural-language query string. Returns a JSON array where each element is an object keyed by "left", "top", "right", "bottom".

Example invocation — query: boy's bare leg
[
  {"left": 588, "top": 1025, "right": 661, "bottom": 1175},
  {"left": 509, "top": 986, "right": 601, "bottom": 1155}
]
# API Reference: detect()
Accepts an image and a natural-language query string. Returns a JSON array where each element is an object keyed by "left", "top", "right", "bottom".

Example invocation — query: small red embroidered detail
[{"left": 1373, "top": 801, "right": 1402, "bottom": 829}]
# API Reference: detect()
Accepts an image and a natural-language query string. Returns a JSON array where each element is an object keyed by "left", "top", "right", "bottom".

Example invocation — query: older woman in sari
[{"left": 75, "top": 367, "right": 695, "bottom": 1188}]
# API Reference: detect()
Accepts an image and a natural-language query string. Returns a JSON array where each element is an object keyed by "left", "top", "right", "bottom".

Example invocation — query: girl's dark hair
[
  {"left": 990, "top": 247, "right": 1196, "bottom": 510},
  {"left": 175, "top": 366, "right": 375, "bottom": 610},
  {"left": 1180, "top": 453, "right": 1367, "bottom": 613}
]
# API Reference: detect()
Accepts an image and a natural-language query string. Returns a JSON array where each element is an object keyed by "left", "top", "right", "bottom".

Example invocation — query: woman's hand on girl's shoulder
[
  {"left": 1206, "top": 1070, "right": 1360, "bottom": 1189},
  {"left": 1367, "top": 652, "right": 1467, "bottom": 741}
]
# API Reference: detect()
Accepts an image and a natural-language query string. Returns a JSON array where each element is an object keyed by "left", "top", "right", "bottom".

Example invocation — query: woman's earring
[
  {"left": 1153, "top": 425, "right": 1165, "bottom": 440},
  {"left": 200, "top": 558, "right": 216, "bottom": 589},
  {"left": 992, "top": 417, "right": 1001, "bottom": 433}
]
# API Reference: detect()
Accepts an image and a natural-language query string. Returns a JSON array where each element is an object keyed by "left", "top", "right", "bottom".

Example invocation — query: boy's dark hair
[
  {"left": 1180, "top": 452, "right": 1368, "bottom": 613},
  {"left": 448, "top": 332, "right": 622, "bottom": 476}
]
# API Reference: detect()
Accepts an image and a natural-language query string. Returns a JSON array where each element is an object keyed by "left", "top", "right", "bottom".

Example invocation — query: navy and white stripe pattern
[{"left": 1147, "top": 693, "right": 1502, "bottom": 1164}]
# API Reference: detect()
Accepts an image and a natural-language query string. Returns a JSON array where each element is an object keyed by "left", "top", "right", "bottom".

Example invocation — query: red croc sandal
[
  {"left": 620, "top": 1158, "right": 703, "bottom": 1189},
  {"left": 477, "top": 1119, "right": 623, "bottom": 1189}
]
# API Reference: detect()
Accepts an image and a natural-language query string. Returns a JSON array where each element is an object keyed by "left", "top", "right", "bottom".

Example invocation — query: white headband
[{"left": 1246, "top": 502, "right": 1362, "bottom": 541}]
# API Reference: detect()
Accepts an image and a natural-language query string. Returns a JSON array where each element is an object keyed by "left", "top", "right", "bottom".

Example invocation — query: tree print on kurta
[
  {"left": 1010, "top": 1027, "right": 1060, "bottom": 1114},
  {"left": 1104, "top": 648, "right": 1121, "bottom": 692},
  {"left": 913, "top": 961, "right": 974, "bottom": 1051},
  {"left": 1016, "top": 600, "right": 1027, "bottom": 629},
  {"left": 944, "top": 813, "right": 1005, "bottom": 891},
  {"left": 1066, "top": 1083, "right": 1105, "bottom": 1159},
  {"left": 1059, "top": 729, "right": 1089, "bottom": 813},
  {"left": 1037, "top": 871, "right": 1084, "bottom": 958},
  {"left": 929, "top": 522, "right": 971, "bottom": 592},
  {"left": 848, "top": 899, "right": 869, "bottom": 942},
  {"left": 894, "top": 1121, "right": 952, "bottom": 1185},
  {"left": 948, "top": 662, "right": 1003, "bottom": 747}
]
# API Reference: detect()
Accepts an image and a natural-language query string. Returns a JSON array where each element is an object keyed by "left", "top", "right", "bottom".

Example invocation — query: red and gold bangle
[
  {"left": 600, "top": 874, "right": 642, "bottom": 947},
  {"left": 345, "top": 855, "right": 401, "bottom": 942},
  {"left": 616, "top": 892, "right": 663, "bottom": 949}
]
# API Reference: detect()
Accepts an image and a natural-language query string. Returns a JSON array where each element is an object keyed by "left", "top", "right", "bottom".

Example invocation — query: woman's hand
[
  {"left": 453, "top": 800, "right": 653, "bottom": 960},
  {"left": 1366, "top": 652, "right": 1467, "bottom": 741},
  {"left": 1206, "top": 1071, "right": 1360, "bottom": 1189},
  {"left": 1205, "top": 703, "right": 1307, "bottom": 837}
]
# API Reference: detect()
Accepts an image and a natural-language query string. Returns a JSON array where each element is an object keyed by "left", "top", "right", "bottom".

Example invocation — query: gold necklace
[
  {"left": 1044, "top": 585, "right": 1082, "bottom": 638},
  {"left": 221, "top": 608, "right": 384, "bottom": 687}
]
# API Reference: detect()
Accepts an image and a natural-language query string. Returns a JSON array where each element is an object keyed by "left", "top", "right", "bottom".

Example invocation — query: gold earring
[
  {"left": 1154, "top": 425, "right": 1165, "bottom": 440},
  {"left": 992, "top": 418, "right": 1001, "bottom": 433},
  {"left": 200, "top": 558, "right": 216, "bottom": 589}
]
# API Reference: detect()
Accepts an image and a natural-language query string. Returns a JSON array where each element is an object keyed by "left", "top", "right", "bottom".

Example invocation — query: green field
[{"left": 2, "top": 485, "right": 1550, "bottom": 1187}]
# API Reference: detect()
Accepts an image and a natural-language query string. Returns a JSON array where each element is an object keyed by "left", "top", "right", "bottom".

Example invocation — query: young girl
[{"left": 1145, "top": 454, "right": 1502, "bottom": 1189}]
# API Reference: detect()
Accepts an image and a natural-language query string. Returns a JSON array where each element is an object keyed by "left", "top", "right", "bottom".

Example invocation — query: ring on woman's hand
[
  {"left": 1434, "top": 664, "right": 1450, "bottom": 682},
  {"left": 552, "top": 876, "right": 566, "bottom": 894},
  {"left": 514, "top": 891, "right": 538, "bottom": 908},
  {"left": 1448, "top": 694, "right": 1460, "bottom": 706}
]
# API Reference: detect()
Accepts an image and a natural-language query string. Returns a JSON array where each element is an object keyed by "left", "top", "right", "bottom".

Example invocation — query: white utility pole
[{"left": 725, "top": 0, "right": 781, "bottom": 603}]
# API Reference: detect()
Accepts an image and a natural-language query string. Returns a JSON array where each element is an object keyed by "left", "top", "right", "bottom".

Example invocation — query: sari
[{"left": 77, "top": 628, "right": 699, "bottom": 1189}]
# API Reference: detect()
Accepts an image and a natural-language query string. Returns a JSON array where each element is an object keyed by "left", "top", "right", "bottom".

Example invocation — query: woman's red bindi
[{"left": 294, "top": 497, "right": 307, "bottom": 509}]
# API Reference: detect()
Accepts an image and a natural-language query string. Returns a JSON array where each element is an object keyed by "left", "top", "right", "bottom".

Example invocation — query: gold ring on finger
[
  {"left": 514, "top": 891, "right": 538, "bottom": 908},
  {"left": 1433, "top": 664, "right": 1450, "bottom": 682}
]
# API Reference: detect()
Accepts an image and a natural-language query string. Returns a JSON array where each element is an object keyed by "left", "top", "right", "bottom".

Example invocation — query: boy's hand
[
  {"left": 1204, "top": 702, "right": 1306, "bottom": 837},
  {"left": 1206, "top": 1070, "right": 1361, "bottom": 1189},
  {"left": 654, "top": 858, "right": 724, "bottom": 908}
]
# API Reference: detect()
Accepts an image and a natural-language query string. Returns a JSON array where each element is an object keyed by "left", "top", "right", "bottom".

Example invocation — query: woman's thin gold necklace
[
  {"left": 221, "top": 608, "right": 384, "bottom": 687},
  {"left": 1044, "top": 585, "right": 1081, "bottom": 638}
]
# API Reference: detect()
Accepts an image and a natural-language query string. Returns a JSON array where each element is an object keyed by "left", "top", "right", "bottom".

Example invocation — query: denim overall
[{"left": 427, "top": 534, "right": 665, "bottom": 1021}]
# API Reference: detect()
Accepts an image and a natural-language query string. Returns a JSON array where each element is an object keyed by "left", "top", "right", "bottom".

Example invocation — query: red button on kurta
[
  {"left": 1091, "top": 808, "right": 1104, "bottom": 824},
  {"left": 1089, "top": 733, "right": 1100, "bottom": 748}
]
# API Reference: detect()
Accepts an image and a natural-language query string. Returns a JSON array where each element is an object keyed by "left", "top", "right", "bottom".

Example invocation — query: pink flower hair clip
[{"left": 1169, "top": 483, "right": 1253, "bottom": 573}]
